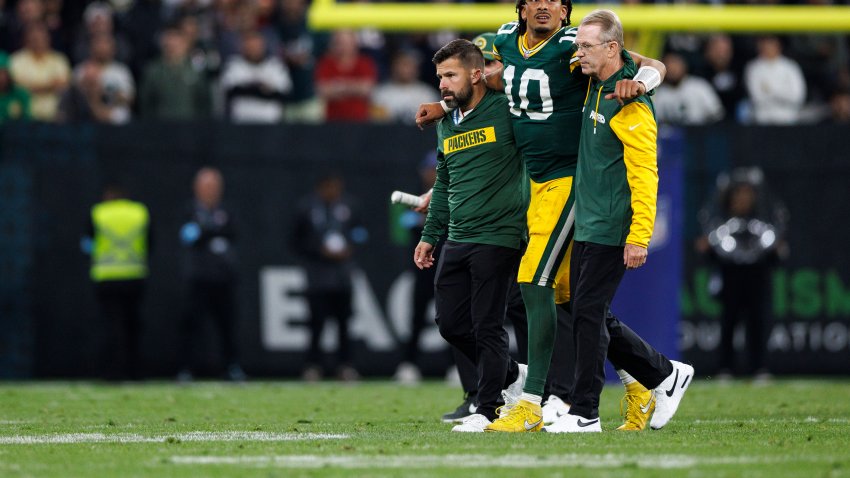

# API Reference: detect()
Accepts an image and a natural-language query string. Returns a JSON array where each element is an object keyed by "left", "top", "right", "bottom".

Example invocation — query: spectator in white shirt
[
  {"left": 655, "top": 52, "right": 725, "bottom": 126},
  {"left": 68, "top": 32, "right": 135, "bottom": 124},
  {"left": 371, "top": 49, "right": 438, "bottom": 125},
  {"left": 220, "top": 30, "right": 292, "bottom": 124},
  {"left": 744, "top": 36, "right": 807, "bottom": 125}
]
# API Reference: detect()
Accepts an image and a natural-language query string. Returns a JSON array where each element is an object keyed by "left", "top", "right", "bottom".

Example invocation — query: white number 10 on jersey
[{"left": 503, "top": 66, "right": 553, "bottom": 120}]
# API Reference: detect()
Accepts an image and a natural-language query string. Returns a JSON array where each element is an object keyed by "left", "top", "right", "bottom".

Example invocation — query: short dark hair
[
  {"left": 432, "top": 39, "right": 484, "bottom": 70},
  {"left": 515, "top": 0, "right": 572, "bottom": 35},
  {"left": 103, "top": 183, "right": 128, "bottom": 201}
]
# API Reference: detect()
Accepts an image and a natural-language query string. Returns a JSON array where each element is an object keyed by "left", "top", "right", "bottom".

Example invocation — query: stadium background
[{"left": 1, "top": 0, "right": 850, "bottom": 379}]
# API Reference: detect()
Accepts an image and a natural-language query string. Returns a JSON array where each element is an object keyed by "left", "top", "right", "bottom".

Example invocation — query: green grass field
[{"left": 1, "top": 379, "right": 849, "bottom": 477}]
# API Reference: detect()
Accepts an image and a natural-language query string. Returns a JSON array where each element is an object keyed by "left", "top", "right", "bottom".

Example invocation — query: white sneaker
[
  {"left": 502, "top": 363, "right": 527, "bottom": 408},
  {"left": 542, "top": 395, "right": 570, "bottom": 425},
  {"left": 394, "top": 362, "right": 421, "bottom": 385},
  {"left": 650, "top": 360, "right": 694, "bottom": 430},
  {"left": 451, "top": 413, "right": 491, "bottom": 432},
  {"left": 542, "top": 413, "right": 601, "bottom": 433}
]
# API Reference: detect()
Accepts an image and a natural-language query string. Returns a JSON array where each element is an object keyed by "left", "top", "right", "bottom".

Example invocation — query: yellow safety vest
[{"left": 90, "top": 199, "right": 150, "bottom": 282}]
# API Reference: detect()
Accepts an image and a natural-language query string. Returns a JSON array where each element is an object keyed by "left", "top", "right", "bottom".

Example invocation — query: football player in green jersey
[{"left": 415, "top": 1, "right": 674, "bottom": 434}]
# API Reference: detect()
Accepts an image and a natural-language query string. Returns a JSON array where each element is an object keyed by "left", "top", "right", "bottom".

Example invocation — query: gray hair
[{"left": 580, "top": 9, "right": 624, "bottom": 48}]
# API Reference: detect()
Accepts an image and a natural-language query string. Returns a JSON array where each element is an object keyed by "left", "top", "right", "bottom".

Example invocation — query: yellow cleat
[
  {"left": 617, "top": 382, "right": 655, "bottom": 431},
  {"left": 485, "top": 399, "right": 543, "bottom": 433}
]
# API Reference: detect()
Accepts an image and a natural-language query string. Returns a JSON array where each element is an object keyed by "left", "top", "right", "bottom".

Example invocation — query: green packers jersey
[
  {"left": 493, "top": 22, "right": 584, "bottom": 182},
  {"left": 421, "top": 90, "right": 527, "bottom": 250}
]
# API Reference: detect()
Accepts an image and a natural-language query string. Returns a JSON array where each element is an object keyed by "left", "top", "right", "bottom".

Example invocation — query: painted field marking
[
  {"left": 691, "top": 417, "right": 850, "bottom": 425},
  {"left": 0, "top": 432, "right": 347, "bottom": 445},
  {"left": 169, "top": 453, "right": 835, "bottom": 469}
]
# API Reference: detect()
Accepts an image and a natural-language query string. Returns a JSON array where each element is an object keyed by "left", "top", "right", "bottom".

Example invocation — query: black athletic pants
[
  {"left": 458, "top": 258, "right": 671, "bottom": 408},
  {"left": 456, "top": 279, "right": 529, "bottom": 404},
  {"left": 545, "top": 303, "right": 576, "bottom": 401},
  {"left": 306, "top": 288, "right": 353, "bottom": 366},
  {"left": 538, "top": 292, "right": 667, "bottom": 406},
  {"left": 455, "top": 275, "right": 573, "bottom": 406},
  {"left": 506, "top": 281, "right": 529, "bottom": 363},
  {"left": 435, "top": 241, "right": 521, "bottom": 420},
  {"left": 718, "top": 262, "right": 769, "bottom": 374},
  {"left": 178, "top": 279, "right": 239, "bottom": 372},
  {"left": 570, "top": 241, "right": 673, "bottom": 419},
  {"left": 96, "top": 279, "right": 144, "bottom": 380},
  {"left": 404, "top": 262, "right": 437, "bottom": 364}
]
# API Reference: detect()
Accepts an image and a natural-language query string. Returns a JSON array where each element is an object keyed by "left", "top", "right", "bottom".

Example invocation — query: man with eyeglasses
[
  {"left": 484, "top": 0, "right": 680, "bottom": 434},
  {"left": 416, "top": 0, "right": 683, "bottom": 434},
  {"left": 543, "top": 9, "right": 694, "bottom": 433}
]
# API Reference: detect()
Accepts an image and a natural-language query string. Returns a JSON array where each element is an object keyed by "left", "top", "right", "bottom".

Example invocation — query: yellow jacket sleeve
[{"left": 610, "top": 102, "right": 658, "bottom": 249}]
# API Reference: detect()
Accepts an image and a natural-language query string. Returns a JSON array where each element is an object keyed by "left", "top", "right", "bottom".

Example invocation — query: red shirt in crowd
[{"left": 315, "top": 54, "right": 378, "bottom": 122}]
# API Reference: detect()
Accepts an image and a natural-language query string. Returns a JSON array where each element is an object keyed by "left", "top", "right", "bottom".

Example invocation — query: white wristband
[
  {"left": 634, "top": 66, "right": 662, "bottom": 93},
  {"left": 390, "top": 191, "right": 424, "bottom": 208},
  {"left": 439, "top": 100, "right": 452, "bottom": 113}
]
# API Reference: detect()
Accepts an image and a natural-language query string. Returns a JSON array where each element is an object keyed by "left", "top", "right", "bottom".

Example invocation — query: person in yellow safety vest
[{"left": 82, "top": 184, "right": 151, "bottom": 380}]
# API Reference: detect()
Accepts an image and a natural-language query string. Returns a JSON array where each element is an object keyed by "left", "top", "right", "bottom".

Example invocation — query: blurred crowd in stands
[{"left": 0, "top": 0, "right": 848, "bottom": 126}]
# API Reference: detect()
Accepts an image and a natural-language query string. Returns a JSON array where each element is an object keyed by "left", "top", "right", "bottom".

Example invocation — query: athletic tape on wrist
[{"left": 634, "top": 66, "right": 661, "bottom": 93}]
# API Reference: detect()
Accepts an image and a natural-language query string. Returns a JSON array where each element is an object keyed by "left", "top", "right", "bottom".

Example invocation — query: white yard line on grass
[
  {"left": 691, "top": 417, "right": 850, "bottom": 425},
  {"left": 0, "top": 432, "right": 347, "bottom": 444},
  {"left": 169, "top": 453, "right": 831, "bottom": 469}
]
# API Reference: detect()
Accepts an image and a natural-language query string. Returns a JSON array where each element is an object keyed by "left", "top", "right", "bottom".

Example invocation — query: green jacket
[
  {"left": 139, "top": 59, "right": 210, "bottom": 120},
  {"left": 574, "top": 53, "right": 658, "bottom": 248},
  {"left": 0, "top": 86, "right": 31, "bottom": 123},
  {"left": 422, "top": 89, "right": 527, "bottom": 250}
]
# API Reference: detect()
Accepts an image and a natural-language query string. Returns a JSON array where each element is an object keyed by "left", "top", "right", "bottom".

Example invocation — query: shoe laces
[
  {"left": 495, "top": 390, "right": 515, "bottom": 417},
  {"left": 497, "top": 401, "right": 536, "bottom": 426},
  {"left": 619, "top": 392, "right": 652, "bottom": 428},
  {"left": 495, "top": 403, "right": 513, "bottom": 418}
]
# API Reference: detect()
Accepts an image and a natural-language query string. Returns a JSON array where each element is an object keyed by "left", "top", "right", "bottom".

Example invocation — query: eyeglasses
[{"left": 576, "top": 41, "right": 614, "bottom": 52}]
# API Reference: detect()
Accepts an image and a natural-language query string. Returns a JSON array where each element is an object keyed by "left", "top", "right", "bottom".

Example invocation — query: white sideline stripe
[
  {"left": 0, "top": 432, "right": 347, "bottom": 445},
  {"left": 692, "top": 417, "right": 850, "bottom": 425},
  {"left": 170, "top": 453, "right": 827, "bottom": 469}
]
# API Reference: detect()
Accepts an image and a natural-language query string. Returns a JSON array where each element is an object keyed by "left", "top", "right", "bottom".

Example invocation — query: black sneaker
[
  {"left": 176, "top": 369, "right": 193, "bottom": 384},
  {"left": 226, "top": 364, "right": 247, "bottom": 382},
  {"left": 441, "top": 395, "right": 477, "bottom": 423}
]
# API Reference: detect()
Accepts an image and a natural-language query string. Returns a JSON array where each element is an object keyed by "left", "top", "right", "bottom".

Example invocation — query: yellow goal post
[{"left": 308, "top": 2, "right": 850, "bottom": 58}]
